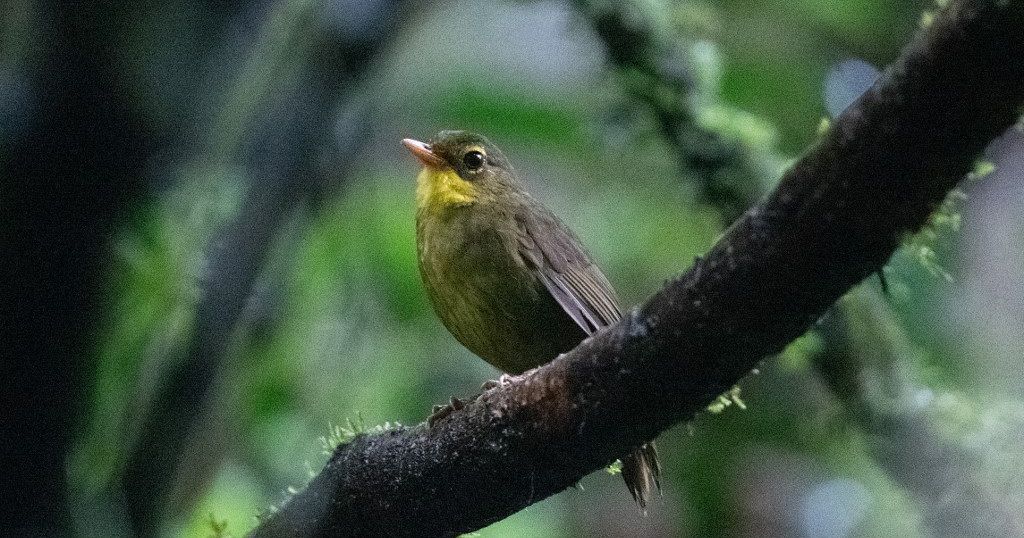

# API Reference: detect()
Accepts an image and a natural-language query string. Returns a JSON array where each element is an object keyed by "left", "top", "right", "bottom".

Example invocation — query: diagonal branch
[{"left": 251, "top": 1, "right": 1024, "bottom": 536}]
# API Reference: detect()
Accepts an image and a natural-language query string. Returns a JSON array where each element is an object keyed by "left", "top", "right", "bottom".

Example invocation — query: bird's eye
[{"left": 462, "top": 151, "right": 485, "bottom": 170}]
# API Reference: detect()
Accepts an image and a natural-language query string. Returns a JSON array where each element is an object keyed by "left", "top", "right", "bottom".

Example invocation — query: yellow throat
[{"left": 416, "top": 166, "right": 477, "bottom": 210}]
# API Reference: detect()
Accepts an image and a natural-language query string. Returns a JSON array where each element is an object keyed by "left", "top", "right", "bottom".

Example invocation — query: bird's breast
[{"left": 417, "top": 208, "right": 568, "bottom": 373}]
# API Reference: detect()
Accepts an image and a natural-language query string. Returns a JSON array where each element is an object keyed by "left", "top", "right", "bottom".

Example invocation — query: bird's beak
[{"left": 402, "top": 138, "right": 445, "bottom": 168}]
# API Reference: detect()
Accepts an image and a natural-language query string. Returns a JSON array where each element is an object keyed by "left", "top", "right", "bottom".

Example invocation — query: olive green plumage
[{"left": 408, "top": 130, "right": 661, "bottom": 509}]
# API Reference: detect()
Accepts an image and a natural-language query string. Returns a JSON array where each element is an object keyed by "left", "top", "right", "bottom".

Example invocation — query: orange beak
[{"left": 402, "top": 138, "right": 445, "bottom": 168}]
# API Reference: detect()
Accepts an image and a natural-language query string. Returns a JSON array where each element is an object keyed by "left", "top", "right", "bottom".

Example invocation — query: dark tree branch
[
  {"left": 587, "top": 2, "right": 1005, "bottom": 531},
  {"left": 579, "top": 3, "right": 994, "bottom": 533},
  {"left": 252, "top": 1, "right": 1024, "bottom": 535}
]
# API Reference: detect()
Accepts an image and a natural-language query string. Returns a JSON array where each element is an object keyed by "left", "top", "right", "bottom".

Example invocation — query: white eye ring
[{"left": 463, "top": 151, "right": 485, "bottom": 170}]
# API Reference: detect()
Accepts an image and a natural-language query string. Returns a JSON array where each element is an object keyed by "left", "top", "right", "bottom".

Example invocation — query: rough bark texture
[{"left": 251, "top": 1, "right": 1024, "bottom": 536}]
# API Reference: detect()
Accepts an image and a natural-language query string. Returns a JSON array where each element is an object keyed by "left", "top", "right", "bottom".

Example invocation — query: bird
[{"left": 403, "top": 130, "right": 661, "bottom": 510}]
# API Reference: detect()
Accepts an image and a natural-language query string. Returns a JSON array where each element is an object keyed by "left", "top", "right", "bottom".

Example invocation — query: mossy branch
[
  {"left": 571, "top": 0, "right": 766, "bottom": 222},
  {"left": 251, "top": 1, "right": 1024, "bottom": 536}
]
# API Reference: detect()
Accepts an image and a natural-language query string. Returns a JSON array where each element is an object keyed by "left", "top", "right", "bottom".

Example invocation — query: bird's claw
[
  {"left": 481, "top": 373, "right": 517, "bottom": 391},
  {"left": 429, "top": 374, "right": 518, "bottom": 427},
  {"left": 428, "top": 396, "right": 465, "bottom": 427}
]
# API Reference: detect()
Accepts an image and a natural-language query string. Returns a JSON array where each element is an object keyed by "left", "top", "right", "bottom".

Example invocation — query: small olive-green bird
[{"left": 403, "top": 130, "right": 661, "bottom": 509}]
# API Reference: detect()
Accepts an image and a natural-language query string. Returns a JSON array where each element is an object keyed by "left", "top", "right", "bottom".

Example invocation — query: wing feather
[
  {"left": 516, "top": 206, "right": 622, "bottom": 335},
  {"left": 536, "top": 271, "right": 602, "bottom": 332},
  {"left": 516, "top": 201, "right": 660, "bottom": 507}
]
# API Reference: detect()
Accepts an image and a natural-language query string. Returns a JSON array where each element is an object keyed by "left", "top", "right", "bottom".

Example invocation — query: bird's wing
[{"left": 516, "top": 206, "right": 623, "bottom": 335}]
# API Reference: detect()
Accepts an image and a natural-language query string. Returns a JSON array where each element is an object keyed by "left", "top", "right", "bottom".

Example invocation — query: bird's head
[{"left": 403, "top": 130, "right": 519, "bottom": 211}]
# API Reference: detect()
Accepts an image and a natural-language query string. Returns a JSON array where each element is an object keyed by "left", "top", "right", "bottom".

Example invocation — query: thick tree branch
[{"left": 252, "top": 1, "right": 1024, "bottom": 536}]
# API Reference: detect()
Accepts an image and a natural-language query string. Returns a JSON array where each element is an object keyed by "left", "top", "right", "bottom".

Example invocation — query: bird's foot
[
  {"left": 481, "top": 373, "right": 517, "bottom": 391},
  {"left": 428, "top": 396, "right": 465, "bottom": 427}
]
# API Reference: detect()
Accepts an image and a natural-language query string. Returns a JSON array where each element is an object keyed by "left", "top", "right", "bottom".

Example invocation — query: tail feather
[{"left": 620, "top": 441, "right": 662, "bottom": 512}]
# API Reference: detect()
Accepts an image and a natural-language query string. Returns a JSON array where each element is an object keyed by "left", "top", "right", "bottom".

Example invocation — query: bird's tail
[{"left": 621, "top": 441, "right": 662, "bottom": 512}]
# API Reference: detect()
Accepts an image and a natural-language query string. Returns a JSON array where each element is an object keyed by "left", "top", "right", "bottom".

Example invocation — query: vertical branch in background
[
  {"left": 570, "top": 0, "right": 764, "bottom": 223},
  {"left": 574, "top": 1, "right": 1019, "bottom": 533},
  {"left": 0, "top": 2, "right": 154, "bottom": 535},
  {"left": 118, "top": 0, "right": 411, "bottom": 535}
]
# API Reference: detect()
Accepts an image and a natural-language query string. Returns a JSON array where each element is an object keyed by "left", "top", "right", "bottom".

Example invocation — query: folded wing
[{"left": 515, "top": 205, "right": 623, "bottom": 334}]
